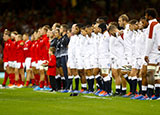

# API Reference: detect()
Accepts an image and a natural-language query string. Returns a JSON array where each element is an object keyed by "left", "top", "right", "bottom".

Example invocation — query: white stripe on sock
[
  {"left": 68, "top": 76, "right": 73, "bottom": 79},
  {"left": 103, "top": 76, "right": 110, "bottom": 82},
  {"left": 128, "top": 76, "right": 132, "bottom": 80},
  {"left": 95, "top": 74, "right": 100, "bottom": 79},
  {"left": 122, "top": 87, "right": 127, "bottom": 90},
  {"left": 116, "top": 85, "right": 121, "bottom": 89},
  {"left": 74, "top": 75, "right": 80, "bottom": 79},
  {"left": 155, "top": 84, "right": 160, "bottom": 88},
  {"left": 142, "top": 85, "right": 147, "bottom": 91},
  {"left": 123, "top": 74, "right": 128, "bottom": 78},
  {"left": 131, "top": 76, "right": 137, "bottom": 80},
  {"left": 148, "top": 84, "right": 154, "bottom": 89},
  {"left": 81, "top": 83, "right": 87, "bottom": 88}
]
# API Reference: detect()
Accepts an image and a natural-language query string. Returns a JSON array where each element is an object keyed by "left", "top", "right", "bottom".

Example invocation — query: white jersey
[
  {"left": 131, "top": 30, "right": 138, "bottom": 58},
  {"left": 98, "top": 31, "right": 110, "bottom": 59},
  {"left": 109, "top": 35, "right": 125, "bottom": 59},
  {"left": 91, "top": 32, "right": 100, "bottom": 59},
  {"left": 145, "top": 19, "right": 160, "bottom": 56},
  {"left": 134, "top": 29, "right": 147, "bottom": 58},
  {"left": 68, "top": 35, "right": 77, "bottom": 58},
  {"left": 84, "top": 34, "right": 94, "bottom": 58},
  {"left": 123, "top": 24, "right": 133, "bottom": 57}
]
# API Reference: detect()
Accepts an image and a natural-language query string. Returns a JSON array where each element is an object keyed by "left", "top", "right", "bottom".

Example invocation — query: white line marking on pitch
[{"left": 82, "top": 95, "right": 112, "bottom": 100}]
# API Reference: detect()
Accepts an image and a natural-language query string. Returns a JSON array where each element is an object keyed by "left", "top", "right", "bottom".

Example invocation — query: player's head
[
  {"left": 60, "top": 24, "right": 68, "bottom": 34},
  {"left": 145, "top": 8, "right": 158, "bottom": 21},
  {"left": 49, "top": 47, "right": 56, "bottom": 55},
  {"left": 93, "top": 23, "right": 101, "bottom": 34},
  {"left": 129, "top": 19, "right": 139, "bottom": 31},
  {"left": 108, "top": 22, "right": 118, "bottom": 28},
  {"left": 11, "top": 31, "right": 18, "bottom": 40},
  {"left": 47, "top": 29, "right": 54, "bottom": 39},
  {"left": 81, "top": 26, "right": 87, "bottom": 36},
  {"left": 15, "top": 34, "right": 22, "bottom": 42},
  {"left": 23, "top": 33, "right": 29, "bottom": 41},
  {"left": 139, "top": 17, "right": 148, "bottom": 29},
  {"left": 96, "top": 16, "right": 107, "bottom": 24},
  {"left": 31, "top": 34, "right": 35, "bottom": 41},
  {"left": 118, "top": 14, "right": 129, "bottom": 28},
  {"left": 66, "top": 28, "right": 71, "bottom": 38},
  {"left": 72, "top": 23, "right": 83, "bottom": 35},
  {"left": 54, "top": 29, "right": 60, "bottom": 38},
  {"left": 85, "top": 25, "right": 92, "bottom": 36},
  {"left": 98, "top": 23, "right": 107, "bottom": 34},
  {"left": 52, "top": 23, "right": 60, "bottom": 31},
  {"left": 42, "top": 26, "right": 49, "bottom": 35},
  {"left": 3, "top": 29, "right": 10, "bottom": 41},
  {"left": 108, "top": 25, "right": 119, "bottom": 37}
]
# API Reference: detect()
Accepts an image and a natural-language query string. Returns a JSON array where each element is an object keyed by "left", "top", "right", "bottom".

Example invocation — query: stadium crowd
[{"left": 1, "top": 8, "right": 160, "bottom": 100}]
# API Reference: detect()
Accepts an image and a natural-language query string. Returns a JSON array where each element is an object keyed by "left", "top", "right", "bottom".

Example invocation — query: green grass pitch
[{"left": 0, "top": 78, "right": 160, "bottom": 115}]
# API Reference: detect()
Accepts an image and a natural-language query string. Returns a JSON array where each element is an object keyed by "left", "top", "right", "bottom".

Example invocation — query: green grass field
[{"left": 0, "top": 78, "right": 160, "bottom": 115}]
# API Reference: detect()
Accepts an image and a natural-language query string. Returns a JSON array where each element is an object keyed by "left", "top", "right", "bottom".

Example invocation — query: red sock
[
  {"left": 44, "top": 75, "right": 48, "bottom": 86},
  {"left": 21, "top": 81, "right": 24, "bottom": 86},
  {"left": 35, "top": 74, "right": 40, "bottom": 86},
  {"left": 2, "top": 72, "right": 9, "bottom": 85},
  {"left": 18, "top": 75, "right": 22, "bottom": 84},
  {"left": 39, "top": 81, "right": 44, "bottom": 88},
  {"left": 11, "top": 74, "right": 15, "bottom": 84},
  {"left": 15, "top": 81, "right": 18, "bottom": 85},
  {"left": 31, "top": 79, "right": 35, "bottom": 86},
  {"left": 26, "top": 81, "right": 30, "bottom": 86},
  {"left": 9, "top": 74, "right": 12, "bottom": 84},
  {"left": 48, "top": 82, "right": 52, "bottom": 88},
  {"left": 9, "top": 74, "right": 15, "bottom": 84}
]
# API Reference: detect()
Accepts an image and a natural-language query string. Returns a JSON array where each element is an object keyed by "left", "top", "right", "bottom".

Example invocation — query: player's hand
[
  {"left": 144, "top": 56, "right": 149, "bottom": 63},
  {"left": 158, "top": 46, "right": 160, "bottom": 51}
]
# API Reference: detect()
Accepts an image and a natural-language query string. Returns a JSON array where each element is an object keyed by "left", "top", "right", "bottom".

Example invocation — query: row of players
[{"left": 1, "top": 8, "right": 160, "bottom": 100}]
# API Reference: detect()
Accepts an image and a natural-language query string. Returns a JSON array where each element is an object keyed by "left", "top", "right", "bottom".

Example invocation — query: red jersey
[
  {"left": 35, "top": 39, "right": 40, "bottom": 62},
  {"left": 30, "top": 41, "right": 36, "bottom": 62},
  {"left": 47, "top": 54, "right": 56, "bottom": 76},
  {"left": 3, "top": 40, "right": 10, "bottom": 62},
  {"left": 16, "top": 40, "right": 25, "bottom": 62},
  {"left": 40, "top": 34, "right": 50, "bottom": 60},
  {"left": 24, "top": 40, "right": 32, "bottom": 58},
  {"left": 10, "top": 40, "right": 17, "bottom": 61}
]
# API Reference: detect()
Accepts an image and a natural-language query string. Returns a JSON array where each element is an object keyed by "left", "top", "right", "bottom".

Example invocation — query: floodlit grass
[{"left": 0, "top": 79, "right": 160, "bottom": 115}]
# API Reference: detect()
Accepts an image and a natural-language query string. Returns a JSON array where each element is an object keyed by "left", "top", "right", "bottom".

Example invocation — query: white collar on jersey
[
  {"left": 25, "top": 40, "right": 29, "bottom": 43},
  {"left": 148, "top": 18, "right": 157, "bottom": 24}
]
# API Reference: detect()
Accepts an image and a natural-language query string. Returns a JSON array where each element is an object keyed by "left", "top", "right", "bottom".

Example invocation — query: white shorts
[
  {"left": 76, "top": 57, "right": 84, "bottom": 69},
  {"left": 25, "top": 58, "right": 32, "bottom": 70},
  {"left": 90, "top": 57, "right": 99, "bottom": 69},
  {"left": 38, "top": 60, "right": 47, "bottom": 69},
  {"left": 31, "top": 61, "right": 39, "bottom": 69},
  {"left": 84, "top": 57, "right": 92, "bottom": 70},
  {"left": 148, "top": 54, "right": 159, "bottom": 65},
  {"left": 111, "top": 58, "right": 122, "bottom": 69},
  {"left": 68, "top": 56, "right": 77, "bottom": 69},
  {"left": 15, "top": 62, "right": 25, "bottom": 69},
  {"left": 3, "top": 62, "right": 9, "bottom": 70},
  {"left": 99, "top": 58, "right": 110, "bottom": 69},
  {"left": 122, "top": 57, "right": 132, "bottom": 66}
]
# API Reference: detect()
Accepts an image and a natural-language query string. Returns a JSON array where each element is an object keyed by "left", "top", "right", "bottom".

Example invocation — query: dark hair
[
  {"left": 129, "top": 19, "right": 138, "bottom": 25},
  {"left": 61, "top": 24, "right": 69, "bottom": 32},
  {"left": 76, "top": 23, "right": 83, "bottom": 29},
  {"left": 98, "top": 23, "right": 107, "bottom": 33},
  {"left": 145, "top": 8, "right": 158, "bottom": 18},
  {"left": 140, "top": 16, "right": 147, "bottom": 21}
]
